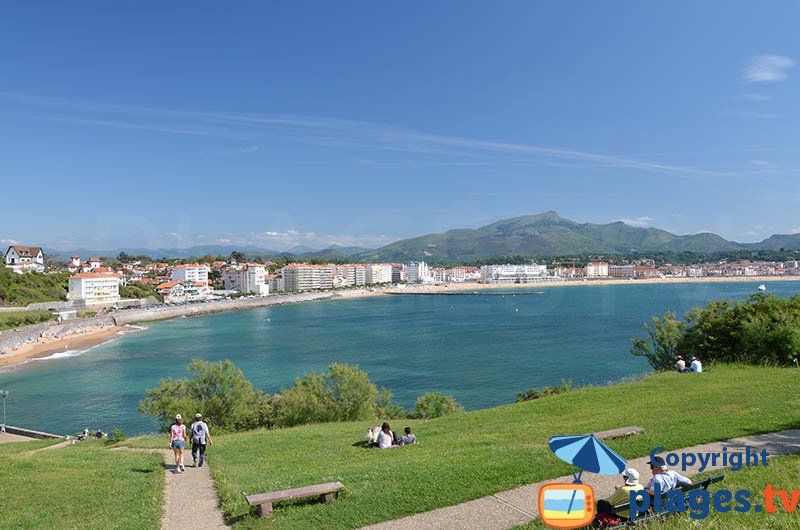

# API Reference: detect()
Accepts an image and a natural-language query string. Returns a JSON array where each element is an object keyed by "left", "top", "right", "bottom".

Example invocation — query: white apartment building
[
  {"left": 585, "top": 262, "right": 609, "bottom": 278},
  {"left": 608, "top": 264, "right": 636, "bottom": 278},
  {"left": 223, "top": 265, "right": 270, "bottom": 295},
  {"left": 334, "top": 264, "right": 367, "bottom": 286},
  {"left": 281, "top": 264, "right": 334, "bottom": 292},
  {"left": 172, "top": 264, "right": 210, "bottom": 285},
  {"left": 480, "top": 264, "right": 548, "bottom": 283},
  {"left": 365, "top": 264, "right": 392, "bottom": 284},
  {"left": 4, "top": 245, "right": 45, "bottom": 273},
  {"left": 405, "top": 261, "right": 433, "bottom": 284},
  {"left": 267, "top": 274, "right": 285, "bottom": 292},
  {"left": 68, "top": 272, "right": 121, "bottom": 304}
]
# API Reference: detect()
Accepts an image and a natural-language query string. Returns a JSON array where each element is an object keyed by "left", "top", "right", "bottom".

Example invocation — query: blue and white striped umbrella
[{"left": 549, "top": 434, "right": 627, "bottom": 477}]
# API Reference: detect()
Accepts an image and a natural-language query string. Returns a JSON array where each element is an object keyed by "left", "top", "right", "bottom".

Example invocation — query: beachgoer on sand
[{"left": 169, "top": 414, "right": 187, "bottom": 473}]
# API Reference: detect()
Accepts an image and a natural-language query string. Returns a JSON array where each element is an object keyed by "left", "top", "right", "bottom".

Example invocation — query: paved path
[
  {"left": 114, "top": 447, "right": 229, "bottom": 530},
  {"left": 0, "top": 431, "right": 36, "bottom": 443},
  {"left": 362, "top": 429, "right": 800, "bottom": 530}
]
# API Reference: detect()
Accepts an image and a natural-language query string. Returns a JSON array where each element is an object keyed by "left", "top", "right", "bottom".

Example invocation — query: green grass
[
  {"left": 127, "top": 364, "right": 800, "bottom": 529},
  {"left": 0, "top": 269, "right": 68, "bottom": 306},
  {"left": 0, "top": 439, "right": 164, "bottom": 529},
  {"left": 0, "top": 310, "right": 56, "bottom": 330}
]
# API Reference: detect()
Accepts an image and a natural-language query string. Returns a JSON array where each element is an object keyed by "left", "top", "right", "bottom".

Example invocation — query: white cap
[
  {"left": 622, "top": 468, "right": 640, "bottom": 486},
  {"left": 175, "top": 414, "right": 182, "bottom": 420}
]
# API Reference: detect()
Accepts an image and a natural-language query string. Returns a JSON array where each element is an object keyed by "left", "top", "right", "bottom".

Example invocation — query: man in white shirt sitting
[
  {"left": 645, "top": 456, "right": 692, "bottom": 496},
  {"left": 690, "top": 356, "right": 703, "bottom": 373}
]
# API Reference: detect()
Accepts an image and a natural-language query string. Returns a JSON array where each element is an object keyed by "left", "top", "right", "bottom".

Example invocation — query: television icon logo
[{"left": 538, "top": 483, "right": 595, "bottom": 529}]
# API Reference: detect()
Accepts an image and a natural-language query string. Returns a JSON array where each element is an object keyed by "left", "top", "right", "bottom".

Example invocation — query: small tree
[
  {"left": 139, "top": 359, "right": 272, "bottom": 431},
  {"left": 630, "top": 311, "right": 684, "bottom": 371},
  {"left": 413, "top": 392, "right": 464, "bottom": 419}
]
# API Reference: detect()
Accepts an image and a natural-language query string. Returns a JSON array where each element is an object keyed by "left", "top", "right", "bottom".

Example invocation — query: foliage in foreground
[
  {"left": 632, "top": 293, "right": 800, "bottom": 370},
  {"left": 139, "top": 359, "right": 273, "bottom": 431},
  {"left": 140, "top": 360, "right": 463, "bottom": 432}
]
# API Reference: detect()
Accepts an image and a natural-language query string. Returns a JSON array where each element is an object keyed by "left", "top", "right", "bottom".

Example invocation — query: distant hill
[
  {"left": 742, "top": 234, "right": 800, "bottom": 251},
  {"left": 353, "top": 211, "right": 756, "bottom": 262}
]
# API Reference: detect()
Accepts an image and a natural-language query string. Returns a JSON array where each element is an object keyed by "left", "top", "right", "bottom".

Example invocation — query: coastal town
[{"left": 4, "top": 244, "right": 800, "bottom": 308}]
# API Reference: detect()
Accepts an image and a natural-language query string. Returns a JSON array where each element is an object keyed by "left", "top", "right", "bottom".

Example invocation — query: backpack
[{"left": 192, "top": 422, "right": 205, "bottom": 444}]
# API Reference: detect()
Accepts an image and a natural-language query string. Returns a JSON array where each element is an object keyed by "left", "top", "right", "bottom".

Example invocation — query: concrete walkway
[
  {"left": 114, "top": 447, "right": 229, "bottom": 530},
  {"left": 362, "top": 429, "right": 800, "bottom": 530},
  {"left": 161, "top": 448, "right": 229, "bottom": 530}
]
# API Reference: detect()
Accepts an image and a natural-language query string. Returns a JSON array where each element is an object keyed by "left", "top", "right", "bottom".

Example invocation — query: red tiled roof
[
  {"left": 70, "top": 273, "right": 122, "bottom": 279},
  {"left": 8, "top": 245, "right": 43, "bottom": 257}
]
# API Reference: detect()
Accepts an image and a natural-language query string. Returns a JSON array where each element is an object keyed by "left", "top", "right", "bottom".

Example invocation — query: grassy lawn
[
  {"left": 0, "top": 439, "right": 164, "bottom": 530},
  {"left": 0, "top": 310, "right": 55, "bottom": 330},
  {"left": 125, "top": 364, "right": 800, "bottom": 529}
]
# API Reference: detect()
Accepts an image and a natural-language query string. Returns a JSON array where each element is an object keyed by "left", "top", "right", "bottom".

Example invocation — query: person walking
[
  {"left": 168, "top": 414, "right": 187, "bottom": 473},
  {"left": 189, "top": 413, "right": 213, "bottom": 468}
]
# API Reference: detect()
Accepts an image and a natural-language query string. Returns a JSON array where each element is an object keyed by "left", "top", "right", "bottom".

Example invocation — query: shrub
[
  {"left": 107, "top": 428, "right": 127, "bottom": 445},
  {"left": 139, "top": 359, "right": 272, "bottom": 431},
  {"left": 515, "top": 380, "right": 574, "bottom": 402},
  {"left": 412, "top": 392, "right": 464, "bottom": 419},
  {"left": 274, "top": 363, "right": 397, "bottom": 427}
]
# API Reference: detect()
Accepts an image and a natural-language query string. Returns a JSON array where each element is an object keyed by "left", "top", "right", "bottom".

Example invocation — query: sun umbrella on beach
[{"left": 549, "top": 434, "right": 627, "bottom": 482}]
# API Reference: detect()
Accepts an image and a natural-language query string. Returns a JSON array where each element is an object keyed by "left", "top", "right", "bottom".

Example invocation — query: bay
[{"left": 1, "top": 281, "right": 796, "bottom": 435}]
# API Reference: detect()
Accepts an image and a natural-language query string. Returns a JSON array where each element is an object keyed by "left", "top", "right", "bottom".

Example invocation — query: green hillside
[
  {"left": 0, "top": 268, "right": 68, "bottom": 306},
  {"left": 124, "top": 365, "right": 800, "bottom": 529},
  {"left": 354, "top": 211, "right": 744, "bottom": 262}
]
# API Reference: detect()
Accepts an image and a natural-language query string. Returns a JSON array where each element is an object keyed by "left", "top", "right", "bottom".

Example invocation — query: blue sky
[{"left": 2, "top": 2, "right": 799, "bottom": 251}]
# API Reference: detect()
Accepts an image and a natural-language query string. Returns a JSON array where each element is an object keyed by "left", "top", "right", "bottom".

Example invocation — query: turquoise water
[{"left": 1, "top": 281, "right": 796, "bottom": 435}]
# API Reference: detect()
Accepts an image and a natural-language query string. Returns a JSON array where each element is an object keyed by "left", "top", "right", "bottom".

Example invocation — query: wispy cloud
[
  {"left": 743, "top": 54, "right": 795, "bottom": 83},
  {"left": 751, "top": 160, "right": 769, "bottom": 166},
  {"left": 0, "top": 91, "right": 734, "bottom": 178},
  {"left": 618, "top": 216, "right": 654, "bottom": 228},
  {"left": 791, "top": 228, "right": 800, "bottom": 235},
  {"left": 736, "top": 93, "right": 772, "bottom": 101}
]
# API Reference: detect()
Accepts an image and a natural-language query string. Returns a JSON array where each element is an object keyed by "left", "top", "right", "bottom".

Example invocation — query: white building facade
[
  {"left": 480, "top": 264, "right": 548, "bottom": 283},
  {"left": 172, "top": 264, "right": 210, "bottom": 284},
  {"left": 405, "top": 261, "right": 433, "bottom": 284},
  {"left": 4, "top": 245, "right": 45, "bottom": 273},
  {"left": 68, "top": 273, "right": 122, "bottom": 304},
  {"left": 281, "top": 264, "right": 334, "bottom": 292},
  {"left": 585, "top": 262, "right": 609, "bottom": 278},
  {"left": 223, "top": 265, "right": 270, "bottom": 295},
  {"left": 365, "top": 264, "right": 392, "bottom": 284}
]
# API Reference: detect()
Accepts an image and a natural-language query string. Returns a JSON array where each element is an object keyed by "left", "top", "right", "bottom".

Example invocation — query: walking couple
[{"left": 168, "top": 413, "right": 214, "bottom": 473}]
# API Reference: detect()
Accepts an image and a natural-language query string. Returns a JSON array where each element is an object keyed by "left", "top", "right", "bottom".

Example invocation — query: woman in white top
[{"left": 378, "top": 422, "right": 395, "bottom": 449}]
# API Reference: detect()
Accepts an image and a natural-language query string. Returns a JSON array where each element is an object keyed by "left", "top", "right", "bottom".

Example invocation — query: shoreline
[
  {"left": 0, "top": 325, "right": 132, "bottom": 368},
  {"left": 1, "top": 276, "right": 796, "bottom": 368}
]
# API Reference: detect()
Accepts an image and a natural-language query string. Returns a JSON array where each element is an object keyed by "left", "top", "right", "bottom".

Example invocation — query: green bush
[
  {"left": 412, "top": 392, "right": 464, "bottom": 419},
  {"left": 274, "top": 363, "right": 398, "bottom": 427},
  {"left": 0, "top": 269, "right": 68, "bottom": 306},
  {"left": 107, "top": 428, "right": 127, "bottom": 445},
  {"left": 139, "top": 359, "right": 272, "bottom": 432},
  {"left": 632, "top": 293, "right": 800, "bottom": 369},
  {"left": 515, "top": 380, "right": 574, "bottom": 402}
]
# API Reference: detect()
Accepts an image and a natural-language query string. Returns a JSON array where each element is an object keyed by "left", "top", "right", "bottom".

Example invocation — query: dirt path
[{"left": 361, "top": 429, "right": 800, "bottom": 530}]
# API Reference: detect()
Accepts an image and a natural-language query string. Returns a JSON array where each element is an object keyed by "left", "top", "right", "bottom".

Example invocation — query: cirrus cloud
[{"left": 743, "top": 54, "right": 795, "bottom": 83}]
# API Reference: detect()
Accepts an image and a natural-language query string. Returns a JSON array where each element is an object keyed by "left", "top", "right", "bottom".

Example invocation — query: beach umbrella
[
  {"left": 549, "top": 434, "right": 627, "bottom": 482},
  {"left": 548, "top": 434, "right": 628, "bottom": 515}
]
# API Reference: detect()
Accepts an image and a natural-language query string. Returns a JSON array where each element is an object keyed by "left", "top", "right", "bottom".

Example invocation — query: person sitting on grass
[
  {"left": 645, "top": 456, "right": 691, "bottom": 495},
  {"left": 378, "top": 422, "right": 395, "bottom": 449},
  {"left": 399, "top": 426, "right": 417, "bottom": 445},
  {"left": 689, "top": 356, "right": 703, "bottom": 373},
  {"left": 675, "top": 355, "right": 686, "bottom": 372}
]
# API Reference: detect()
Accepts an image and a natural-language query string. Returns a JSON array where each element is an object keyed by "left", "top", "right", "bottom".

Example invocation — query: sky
[{"left": 2, "top": 2, "right": 799, "bottom": 251}]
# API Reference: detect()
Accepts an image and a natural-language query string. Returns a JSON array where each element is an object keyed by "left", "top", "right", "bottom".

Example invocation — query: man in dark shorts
[{"left": 190, "top": 413, "right": 213, "bottom": 467}]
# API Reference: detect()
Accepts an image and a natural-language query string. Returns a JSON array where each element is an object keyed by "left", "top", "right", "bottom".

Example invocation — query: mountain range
[
  {"left": 352, "top": 211, "right": 800, "bottom": 262},
  {"left": 43, "top": 212, "right": 800, "bottom": 263}
]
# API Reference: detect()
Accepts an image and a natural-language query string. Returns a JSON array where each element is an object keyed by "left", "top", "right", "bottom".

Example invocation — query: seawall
[{"left": 0, "top": 315, "right": 116, "bottom": 351}]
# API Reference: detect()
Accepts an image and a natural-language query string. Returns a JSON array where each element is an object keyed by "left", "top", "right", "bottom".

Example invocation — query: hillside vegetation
[
  {"left": 0, "top": 268, "right": 68, "bottom": 306},
  {"left": 354, "top": 211, "right": 800, "bottom": 262},
  {"left": 124, "top": 365, "right": 800, "bottom": 529}
]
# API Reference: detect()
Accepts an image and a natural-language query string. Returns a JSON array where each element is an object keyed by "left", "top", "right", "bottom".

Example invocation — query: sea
[{"left": 1, "top": 281, "right": 797, "bottom": 435}]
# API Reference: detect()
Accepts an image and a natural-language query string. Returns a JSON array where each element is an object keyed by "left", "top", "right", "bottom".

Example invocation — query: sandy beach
[{"left": 0, "top": 324, "right": 126, "bottom": 368}]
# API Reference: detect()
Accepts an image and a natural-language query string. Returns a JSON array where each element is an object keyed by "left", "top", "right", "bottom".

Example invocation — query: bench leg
[
  {"left": 320, "top": 492, "right": 336, "bottom": 503},
  {"left": 257, "top": 502, "right": 273, "bottom": 518}
]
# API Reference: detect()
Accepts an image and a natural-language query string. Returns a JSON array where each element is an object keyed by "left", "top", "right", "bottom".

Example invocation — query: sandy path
[{"left": 0, "top": 325, "right": 124, "bottom": 367}]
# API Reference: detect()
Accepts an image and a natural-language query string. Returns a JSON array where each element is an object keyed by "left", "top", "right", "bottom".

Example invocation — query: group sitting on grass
[
  {"left": 675, "top": 355, "right": 703, "bottom": 373},
  {"left": 593, "top": 456, "right": 692, "bottom": 527},
  {"left": 365, "top": 422, "right": 417, "bottom": 449}
]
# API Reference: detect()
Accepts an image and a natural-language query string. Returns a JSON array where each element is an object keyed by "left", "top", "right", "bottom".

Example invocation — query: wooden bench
[
  {"left": 611, "top": 474, "right": 725, "bottom": 526},
  {"left": 595, "top": 426, "right": 645, "bottom": 440},
  {"left": 245, "top": 481, "right": 345, "bottom": 517}
]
